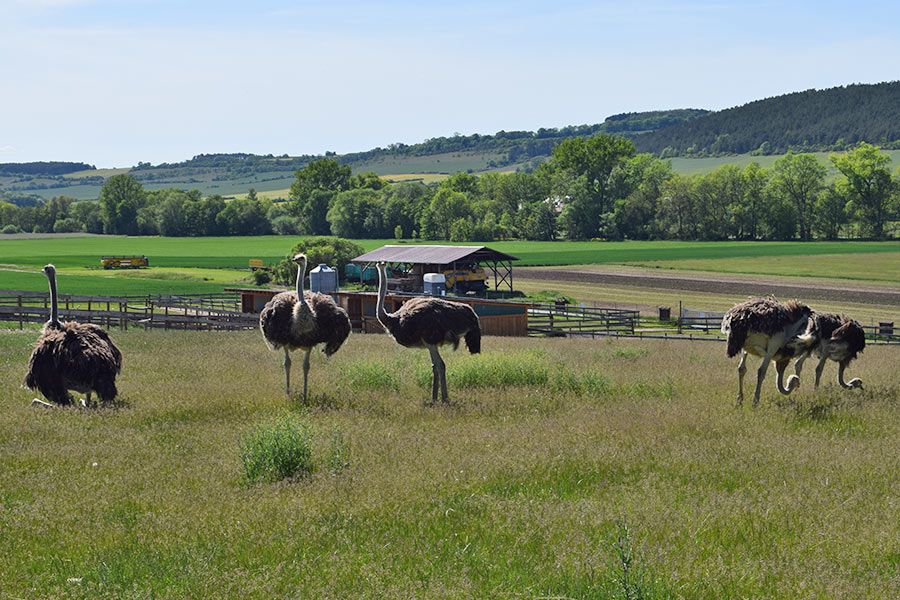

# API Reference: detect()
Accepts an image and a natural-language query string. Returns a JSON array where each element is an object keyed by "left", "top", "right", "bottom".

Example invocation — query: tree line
[{"left": 1, "top": 135, "right": 897, "bottom": 240}]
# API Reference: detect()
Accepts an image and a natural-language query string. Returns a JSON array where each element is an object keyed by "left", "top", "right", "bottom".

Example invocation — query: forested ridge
[{"left": 636, "top": 82, "right": 900, "bottom": 156}]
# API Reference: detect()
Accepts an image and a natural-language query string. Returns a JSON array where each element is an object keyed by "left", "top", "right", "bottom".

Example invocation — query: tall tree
[
  {"left": 98, "top": 174, "right": 146, "bottom": 235},
  {"left": 550, "top": 134, "right": 635, "bottom": 238},
  {"left": 289, "top": 158, "right": 351, "bottom": 201},
  {"left": 769, "top": 153, "right": 825, "bottom": 240},
  {"left": 831, "top": 143, "right": 895, "bottom": 239}
]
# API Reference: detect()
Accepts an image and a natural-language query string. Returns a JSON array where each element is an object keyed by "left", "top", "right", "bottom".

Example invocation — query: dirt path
[{"left": 518, "top": 267, "right": 900, "bottom": 307}]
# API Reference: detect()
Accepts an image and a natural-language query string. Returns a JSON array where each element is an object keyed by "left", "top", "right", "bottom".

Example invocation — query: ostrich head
[
  {"left": 291, "top": 253, "right": 307, "bottom": 264},
  {"left": 42, "top": 264, "right": 56, "bottom": 277},
  {"left": 830, "top": 318, "right": 865, "bottom": 389}
]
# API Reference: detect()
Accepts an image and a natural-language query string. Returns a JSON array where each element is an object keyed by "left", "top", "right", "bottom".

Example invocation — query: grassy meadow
[
  {"left": 1, "top": 236, "right": 897, "bottom": 309},
  {"left": 0, "top": 331, "right": 897, "bottom": 598}
]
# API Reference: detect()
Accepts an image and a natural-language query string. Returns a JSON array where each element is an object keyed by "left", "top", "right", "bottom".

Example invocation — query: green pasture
[
  {"left": 669, "top": 149, "right": 900, "bottom": 177},
  {"left": 1, "top": 332, "right": 897, "bottom": 597},
  {"left": 0, "top": 236, "right": 897, "bottom": 295}
]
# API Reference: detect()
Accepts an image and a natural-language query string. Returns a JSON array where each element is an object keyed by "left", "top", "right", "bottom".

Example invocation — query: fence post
[
  {"left": 678, "top": 300, "right": 683, "bottom": 334},
  {"left": 17, "top": 295, "right": 22, "bottom": 329}
]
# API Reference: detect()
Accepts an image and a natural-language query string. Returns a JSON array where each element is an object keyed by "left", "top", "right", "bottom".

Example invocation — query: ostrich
[
  {"left": 793, "top": 312, "right": 866, "bottom": 389},
  {"left": 720, "top": 297, "right": 817, "bottom": 406},
  {"left": 374, "top": 261, "right": 481, "bottom": 404},
  {"left": 259, "top": 253, "right": 351, "bottom": 402},
  {"left": 24, "top": 264, "right": 123, "bottom": 408}
]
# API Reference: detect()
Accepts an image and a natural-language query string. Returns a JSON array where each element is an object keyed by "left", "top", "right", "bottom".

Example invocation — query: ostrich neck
[
  {"left": 47, "top": 270, "right": 59, "bottom": 326},
  {"left": 295, "top": 259, "right": 311, "bottom": 313},
  {"left": 376, "top": 266, "right": 398, "bottom": 330},
  {"left": 837, "top": 362, "right": 858, "bottom": 388}
]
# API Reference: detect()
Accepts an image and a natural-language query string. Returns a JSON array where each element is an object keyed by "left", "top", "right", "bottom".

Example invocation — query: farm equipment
[
  {"left": 248, "top": 259, "right": 267, "bottom": 271},
  {"left": 100, "top": 256, "right": 149, "bottom": 269},
  {"left": 346, "top": 262, "right": 487, "bottom": 294}
]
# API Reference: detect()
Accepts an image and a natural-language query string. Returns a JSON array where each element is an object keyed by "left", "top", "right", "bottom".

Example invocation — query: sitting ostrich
[
  {"left": 259, "top": 253, "right": 351, "bottom": 401},
  {"left": 720, "top": 297, "right": 818, "bottom": 406},
  {"left": 25, "top": 264, "right": 123, "bottom": 408},
  {"left": 793, "top": 312, "right": 866, "bottom": 389},
  {"left": 375, "top": 261, "right": 480, "bottom": 404}
]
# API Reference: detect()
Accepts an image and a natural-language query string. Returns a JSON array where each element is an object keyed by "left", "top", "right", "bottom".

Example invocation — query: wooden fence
[
  {"left": 527, "top": 303, "right": 640, "bottom": 337},
  {"left": 0, "top": 291, "right": 256, "bottom": 331}
]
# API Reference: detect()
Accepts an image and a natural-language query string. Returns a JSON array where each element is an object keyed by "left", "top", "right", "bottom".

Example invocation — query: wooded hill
[{"left": 635, "top": 82, "right": 900, "bottom": 156}]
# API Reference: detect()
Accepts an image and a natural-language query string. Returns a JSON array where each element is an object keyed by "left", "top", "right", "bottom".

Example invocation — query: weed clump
[
  {"left": 240, "top": 414, "right": 314, "bottom": 484},
  {"left": 415, "top": 352, "right": 549, "bottom": 388},
  {"left": 347, "top": 361, "right": 400, "bottom": 391}
]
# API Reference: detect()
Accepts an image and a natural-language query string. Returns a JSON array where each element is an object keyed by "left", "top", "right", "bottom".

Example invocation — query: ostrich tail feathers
[{"left": 465, "top": 325, "right": 481, "bottom": 354}]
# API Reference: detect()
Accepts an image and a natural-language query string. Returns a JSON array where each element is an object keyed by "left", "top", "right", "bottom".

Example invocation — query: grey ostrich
[
  {"left": 259, "top": 253, "right": 351, "bottom": 401},
  {"left": 24, "top": 264, "right": 123, "bottom": 408},
  {"left": 374, "top": 261, "right": 481, "bottom": 404},
  {"left": 793, "top": 312, "right": 866, "bottom": 389},
  {"left": 720, "top": 297, "right": 817, "bottom": 406}
]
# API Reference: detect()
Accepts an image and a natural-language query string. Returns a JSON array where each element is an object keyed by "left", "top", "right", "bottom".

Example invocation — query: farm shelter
[
  {"left": 350, "top": 245, "right": 518, "bottom": 293},
  {"left": 225, "top": 287, "right": 529, "bottom": 337}
]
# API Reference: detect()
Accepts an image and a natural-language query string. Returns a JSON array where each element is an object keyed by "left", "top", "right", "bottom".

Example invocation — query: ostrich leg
[
  {"left": 752, "top": 346, "right": 777, "bottom": 407},
  {"left": 82, "top": 392, "right": 93, "bottom": 408},
  {"left": 736, "top": 350, "right": 748, "bottom": 405},
  {"left": 813, "top": 356, "right": 827, "bottom": 389},
  {"left": 427, "top": 345, "right": 445, "bottom": 404},
  {"left": 437, "top": 350, "right": 449, "bottom": 403},
  {"left": 302, "top": 348, "right": 312, "bottom": 403},
  {"left": 283, "top": 348, "right": 292, "bottom": 397}
]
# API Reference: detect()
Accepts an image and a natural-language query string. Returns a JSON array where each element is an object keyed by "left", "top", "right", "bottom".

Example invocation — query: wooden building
[{"left": 225, "top": 288, "right": 529, "bottom": 337}]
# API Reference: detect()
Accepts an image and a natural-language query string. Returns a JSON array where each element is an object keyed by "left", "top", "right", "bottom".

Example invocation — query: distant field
[
  {"left": 669, "top": 149, "right": 900, "bottom": 177},
  {"left": 346, "top": 151, "right": 510, "bottom": 175},
  {"left": 631, "top": 252, "right": 900, "bottom": 283},
  {"left": 0, "top": 236, "right": 897, "bottom": 296},
  {"left": 63, "top": 167, "right": 132, "bottom": 179}
]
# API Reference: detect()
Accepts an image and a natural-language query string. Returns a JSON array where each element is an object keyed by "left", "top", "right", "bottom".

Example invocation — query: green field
[
  {"left": 1, "top": 331, "right": 897, "bottom": 597},
  {"left": 668, "top": 149, "right": 900, "bottom": 177},
  {"left": 1, "top": 236, "right": 897, "bottom": 296}
]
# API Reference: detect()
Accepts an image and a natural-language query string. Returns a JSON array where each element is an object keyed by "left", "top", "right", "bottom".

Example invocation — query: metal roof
[{"left": 352, "top": 245, "right": 518, "bottom": 265}]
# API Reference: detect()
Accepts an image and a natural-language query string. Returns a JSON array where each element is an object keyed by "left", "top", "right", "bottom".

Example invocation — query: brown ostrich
[
  {"left": 793, "top": 312, "right": 866, "bottom": 389},
  {"left": 259, "top": 253, "right": 351, "bottom": 401},
  {"left": 374, "top": 261, "right": 480, "bottom": 404},
  {"left": 24, "top": 264, "right": 123, "bottom": 408},
  {"left": 720, "top": 297, "right": 817, "bottom": 406}
]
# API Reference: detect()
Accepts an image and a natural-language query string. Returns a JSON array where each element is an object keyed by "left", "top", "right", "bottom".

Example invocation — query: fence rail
[
  {"left": 0, "top": 291, "right": 255, "bottom": 331},
  {"left": 527, "top": 303, "right": 640, "bottom": 336}
]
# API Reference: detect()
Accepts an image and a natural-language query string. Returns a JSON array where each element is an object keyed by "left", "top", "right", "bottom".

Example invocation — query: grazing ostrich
[
  {"left": 793, "top": 312, "right": 866, "bottom": 389},
  {"left": 259, "top": 254, "right": 351, "bottom": 401},
  {"left": 375, "top": 261, "right": 480, "bottom": 404},
  {"left": 24, "top": 264, "right": 122, "bottom": 408},
  {"left": 721, "top": 297, "right": 817, "bottom": 406}
]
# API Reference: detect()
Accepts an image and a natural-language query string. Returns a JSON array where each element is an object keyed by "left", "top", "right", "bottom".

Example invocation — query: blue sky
[{"left": 0, "top": 0, "right": 897, "bottom": 167}]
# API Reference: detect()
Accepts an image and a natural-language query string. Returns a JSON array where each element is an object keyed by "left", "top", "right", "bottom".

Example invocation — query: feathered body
[
  {"left": 24, "top": 265, "right": 122, "bottom": 406},
  {"left": 260, "top": 290, "right": 351, "bottom": 356},
  {"left": 378, "top": 296, "right": 481, "bottom": 354},
  {"left": 375, "top": 261, "right": 480, "bottom": 404},
  {"left": 720, "top": 297, "right": 816, "bottom": 405},
  {"left": 259, "top": 254, "right": 351, "bottom": 400},
  {"left": 721, "top": 297, "right": 813, "bottom": 358}
]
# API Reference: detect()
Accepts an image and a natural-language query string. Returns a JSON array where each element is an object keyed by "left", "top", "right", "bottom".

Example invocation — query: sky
[{"left": 0, "top": 0, "right": 898, "bottom": 167}]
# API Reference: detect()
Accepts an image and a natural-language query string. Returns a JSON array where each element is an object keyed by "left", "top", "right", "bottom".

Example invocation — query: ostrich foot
[{"left": 31, "top": 398, "right": 54, "bottom": 409}]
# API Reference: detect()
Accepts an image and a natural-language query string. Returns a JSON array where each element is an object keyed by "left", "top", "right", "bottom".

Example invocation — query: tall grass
[{"left": 240, "top": 414, "right": 314, "bottom": 484}]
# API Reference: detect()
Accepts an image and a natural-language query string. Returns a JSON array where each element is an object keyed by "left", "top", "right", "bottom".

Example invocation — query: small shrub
[
  {"left": 1, "top": 224, "right": 21, "bottom": 234},
  {"left": 347, "top": 361, "right": 400, "bottom": 391},
  {"left": 240, "top": 415, "right": 314, "bottom": 484},
  {"left": 252, "top": 269, "right": 272, "bottom": 285}
]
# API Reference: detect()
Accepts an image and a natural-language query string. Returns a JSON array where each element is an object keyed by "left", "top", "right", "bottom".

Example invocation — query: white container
[
  {"left": 309, "top": 263, "right": 338, "bottom": 294},
  {"left": 423, "top": 272, "right": 446, "bottom": 296}
]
